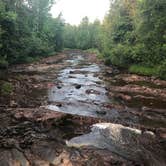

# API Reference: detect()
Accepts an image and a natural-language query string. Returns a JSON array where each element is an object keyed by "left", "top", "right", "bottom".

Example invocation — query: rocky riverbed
[{"left": 0, "top": 50, "right": 166, "bottom": 165}]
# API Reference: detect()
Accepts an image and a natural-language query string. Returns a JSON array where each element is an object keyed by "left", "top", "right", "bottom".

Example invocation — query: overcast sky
[{"left": 51, "top": 0, "right": 110, "bottom": 25}]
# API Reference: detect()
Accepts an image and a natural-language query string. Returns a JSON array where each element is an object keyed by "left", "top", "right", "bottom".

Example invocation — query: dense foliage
[
  {"left": 63, "top": 17, "right": 101, "bottom": 50},
  {"left": 63, "top": 0, "right": 166, "bottom": 78},
  {"left": 0, "top": 0, "right": 165, "bottom": 79},
  {"left": 0, "top": 0, "right": 64, "bottom": 67},
  {"left": 100, "top": 0, "right": 166, "bottom": 78}
]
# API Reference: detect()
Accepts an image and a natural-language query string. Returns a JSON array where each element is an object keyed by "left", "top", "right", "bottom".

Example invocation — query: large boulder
[{"left": 66, "top": 123, "right": 165, "bottom": 165}]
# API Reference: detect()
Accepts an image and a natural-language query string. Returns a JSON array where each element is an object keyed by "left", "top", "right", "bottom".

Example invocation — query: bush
[
  {"left": 104, "top": 57, "right": 112, "bottom": 66},
  {"left": 110, "top": 44, "right": 132, "bottom": 67},
  {"left": 15, "top": 56, "right": 35, "bottom": 64},
  {"left": 1, "top": 82, "right": 13, "bottom": 95}
]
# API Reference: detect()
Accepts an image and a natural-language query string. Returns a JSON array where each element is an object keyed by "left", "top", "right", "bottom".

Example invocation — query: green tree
[
  {"left": 135, "top": 0, "right": 166, "bottom": 65},
  {"left": 0, "top": 0, "right": 64, "bottom": 66}
]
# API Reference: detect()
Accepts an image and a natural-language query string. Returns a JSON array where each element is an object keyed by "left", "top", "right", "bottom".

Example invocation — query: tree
[
  {"left": 0, "top": 0, "right": 65, "bottom": 66},
  {"left": 101, "top": 0, "right": 137, "bottom": 66},
  {"left": 135, "top": 0, "right": 166, "bottom": 65},
  {"left": 63, "top": 17, "right": 101, "bottom": 50}
]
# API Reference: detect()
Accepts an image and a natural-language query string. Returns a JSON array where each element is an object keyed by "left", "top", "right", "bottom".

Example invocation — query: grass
[
  {"left": 1, "top": 81, "right": 13, "bottom": 95},
  {"left": 129, "top": 65, "right": 158, "bottom": 77}
]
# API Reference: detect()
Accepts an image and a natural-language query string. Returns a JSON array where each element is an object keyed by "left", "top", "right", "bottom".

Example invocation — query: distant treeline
[
  {"left": 64, "top": 0, "right": 166, "bottom": 79},
  {"left": 0, "top": 0, "right": 166, "bottom": 79},
  {"left": 63, "top": 17, "right": 101, "bottom": 50}
]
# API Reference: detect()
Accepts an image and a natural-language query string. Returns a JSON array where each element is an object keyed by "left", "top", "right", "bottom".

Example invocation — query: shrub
[
  {"left": 104, "top": 57, "right": 112, "bottom": 66},
  {"left": 110, "top": 44, "right": 132, "bottom": 67}
]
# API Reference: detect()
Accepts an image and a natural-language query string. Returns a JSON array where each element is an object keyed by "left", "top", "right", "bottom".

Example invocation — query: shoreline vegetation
[{"left": 1, "top": 0, "right": 165, "bottom": 79}]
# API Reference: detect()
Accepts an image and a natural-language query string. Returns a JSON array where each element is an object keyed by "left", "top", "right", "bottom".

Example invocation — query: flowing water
[{"left": 47, "top": 53, "right": 119, "bottom": 119}]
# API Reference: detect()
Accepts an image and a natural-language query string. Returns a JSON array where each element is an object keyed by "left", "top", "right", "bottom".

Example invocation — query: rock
[
  {"left": 141, "top": 106, "right": 152, "bottom": 111},
  {"left": 116, "top": 94, "right": 132, "bottom": 101},
  {"left": 10, "top": 100, "right": 18, "bottom": 108},
  {"left": 96, "top": 110, "right": 106, "bottom": 115},
  {"left": 32, "top": 160, "right": 50, "bottom": 166},
  {"left": 114, "top": 69, "right": 120, "bottom": 74},
  {"left": 56, "top": 103, "right": 62, "bottom": 107},
  {"left": 106, "top": 70, "right": 113, "bottom": 75},
  {"left": 0, "top": 149, "right": 30, "bottom": 166},
  {"left": 66, "top": 123, "right": 157, "bottom": 163},
  {"left": 86, "top": 89, "right": 100, "bottom": 95},
  {"left": 68, "top": 75, "right": 76, "bottom": 78},
  {"left": 13, "top": 108, "right": 65, "bottom": 122},
  {"left": 143, "top": 131, "right": 156, "bottom": 139},
  {"left": 57, "top": 85, "right": 62, "bottom": 89},
  {"left": 75, "top": 84, "right": 81, "bottom": 89},
  {"left": 69, "top": 71, "right": 74, "bottom": 74}
]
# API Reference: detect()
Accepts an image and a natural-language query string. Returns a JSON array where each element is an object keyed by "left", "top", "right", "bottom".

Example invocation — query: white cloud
[{"left": 50, "top": 0, "right": 110, "bottom": 25}]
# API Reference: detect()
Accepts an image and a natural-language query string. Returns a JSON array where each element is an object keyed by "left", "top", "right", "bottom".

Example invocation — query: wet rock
[
  {"left": 75, "top": 84, "right": 81, "bottom": 89},
  {"left": 69, "top": 71, "right": 74, "bottom": 74},
  {"left": 96, "top": 81, "right": 101, "bottom": 85},
  {"left": 57, "top": 85, "right": 62, "bottom": 89},
  {"left": 68, "top": 75, "right": 76, "bottom": 78},
  {"left": 96, "top": 110, "right": 106, "bottom": 115},
  {"left": 56, "top": 103, "right": 62, "bottom": 107},
  {"left": 86, "top": 89, "right": 100, "bottom": 95}
]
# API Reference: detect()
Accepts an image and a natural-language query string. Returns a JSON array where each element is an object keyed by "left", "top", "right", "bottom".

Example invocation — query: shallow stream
[{"left": 47, "top": 53, "right": 119, "bottom": 119}]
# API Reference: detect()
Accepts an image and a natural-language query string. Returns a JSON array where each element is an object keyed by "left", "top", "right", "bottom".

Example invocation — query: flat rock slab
[{"left": 12, "top": 108, "right": 66, "bottom": 122}]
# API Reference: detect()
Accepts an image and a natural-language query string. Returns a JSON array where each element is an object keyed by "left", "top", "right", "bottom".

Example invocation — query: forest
[{"left": 0, "top": 0, "right": 166, "bottom": 79}]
